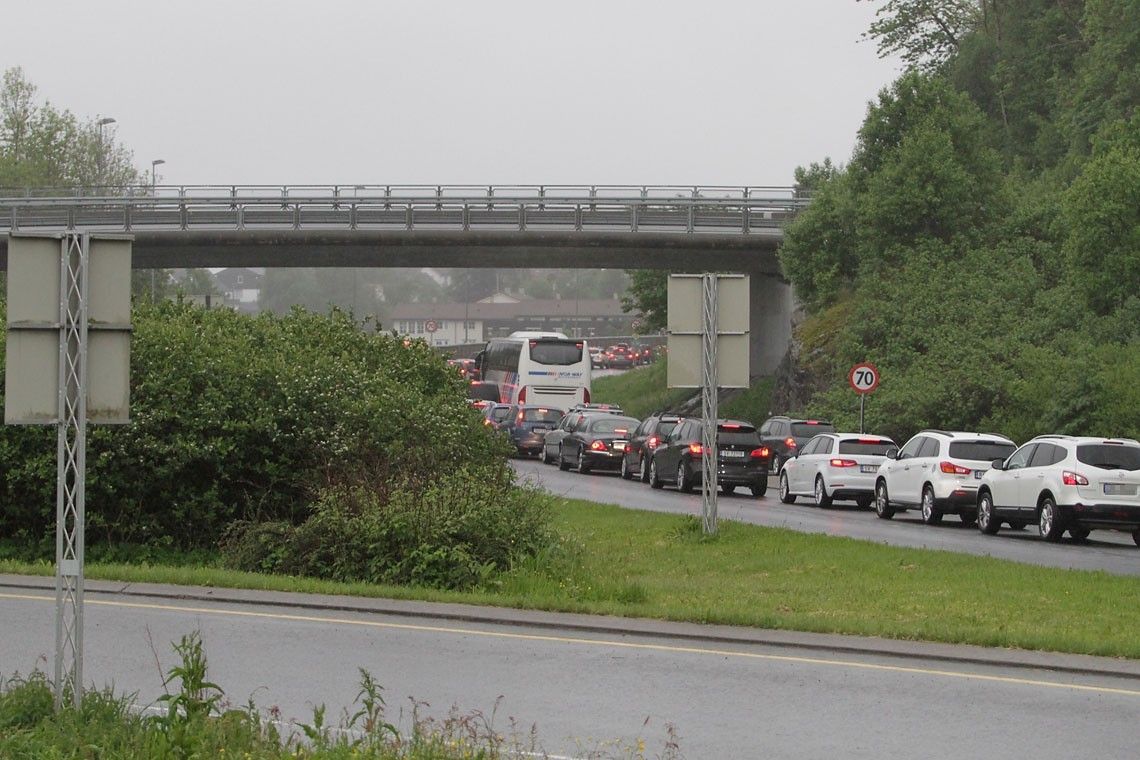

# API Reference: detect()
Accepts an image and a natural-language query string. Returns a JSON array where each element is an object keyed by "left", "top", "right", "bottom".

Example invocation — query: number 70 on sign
[{"left": 848, "top": 362, "right": 880, "bottom": 394}]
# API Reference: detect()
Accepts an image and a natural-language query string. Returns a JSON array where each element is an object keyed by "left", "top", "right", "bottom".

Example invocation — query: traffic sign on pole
[
  {"left": 848, "top": 362, "right": 880, "bottom": 395},
  {"left": 425, "top": 319, "right": 438, "bottom": 333}
]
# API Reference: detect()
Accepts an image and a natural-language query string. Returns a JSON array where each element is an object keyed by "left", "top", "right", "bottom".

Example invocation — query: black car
[
  {"left": 541, "top": 409, "right": 595, "bottom": 464},
  {"left": 603, "top": 345, "right": 635, "bottom": 370},
  {"left": 558, "top": 415, "right": 641, "bottom": 474},
  {"left": 501, "top": 405, "right": 565, "bottom": 457},
  {"left": 649, "top": 419, "right": 771, "bottom": 497},
  {"left": 621, "top": 412, "right": 682, "bottom": 482},
  {"left": 759, "top": 416, "right": 837, "bottom": 473}
]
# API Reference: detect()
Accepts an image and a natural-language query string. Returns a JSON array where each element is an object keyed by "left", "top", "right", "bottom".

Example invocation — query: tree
[
  {"left": 860, "top": 0, "right": 987, "bottom": 72},
  {"left": 620, "top": 270, "right": 667, "bottom": 332},
  {"left": 793, "top": 158, "right": 840, "bottom": 198},
  {"left": 0, "top": 67, "right": 141, "bottom": 189}
]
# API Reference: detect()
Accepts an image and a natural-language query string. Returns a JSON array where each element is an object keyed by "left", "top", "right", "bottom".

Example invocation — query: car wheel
[
  {"left": 751, "top": 481, "right": 767, "bottom": 498},
  {"left": 772, "top": 455, "right": 784, "bottom": 474},
  {"left": 1133, "top": 529, "right": 1140, "bottom": 547},
  {"left": 779, "top": 473, "right": 796, "bottom": 504},
  {"left": 920, "top": 486, "right": 942, "bottom": 525},
  {"left": 577, "top": 448, "right": 590, "bottom": 475},
  {"left": 814, "top": 476, "right": 833, "bottom": 509},
  {"left": 649, "top": 459, "right": 664, "bottom": 489},
  {"left": 875, "top": 480, "right": 894, "bottom": 520},
  {"left": 541, "top": 444, "right": 553, "bottom": 465},
  {"left": 1038, "top": 496, "right": 1065, "bottom": 542},
  {"left": 1069, "top": 527, "right": 1090, "bottom": 542},
  {"left": 677, "top": 461, "right": 693, "bottom": 493},
  {"left": 639, "top": 455, "right": 650, "bottom": 484},
  {"left": 557, "top": 445, "right": 570, "bottom": 471},
  {"left": 977, "top": 491, "right": 1000, "bottom": 535},
  {"left": 620, "top": 455, "right": 633, "bottom": 480},
  {"left": 721, "top": 484, "right": 736, "bottom": 495}
]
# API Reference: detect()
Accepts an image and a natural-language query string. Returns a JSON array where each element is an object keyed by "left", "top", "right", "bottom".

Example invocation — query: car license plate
[
  {"left": 613, "top": 441, "right": 627, "bottom": 450},
  {"left": 974, "top": 470, "right": 984, "bottom": 480},
  {"left": 720, "top": 450, "right": 745, "bottom": 458},
  {"left": 532, "top": 426, "right": 550, "bottom": 433},
  {"left": 860, "top": 464, "right": 878, "bottom": 473},
  {"left": 1104, "top": 483, "right": 1137, "bottom": 496}
]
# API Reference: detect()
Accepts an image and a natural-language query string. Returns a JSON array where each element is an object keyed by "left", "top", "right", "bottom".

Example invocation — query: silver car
[{"left": 779, "top": 433, "right": 896, "bottom": 508}]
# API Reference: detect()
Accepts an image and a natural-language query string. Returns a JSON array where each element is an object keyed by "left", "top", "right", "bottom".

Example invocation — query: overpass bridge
[{"left": 0, "top": 184, "right": 804, "bottom": 373}]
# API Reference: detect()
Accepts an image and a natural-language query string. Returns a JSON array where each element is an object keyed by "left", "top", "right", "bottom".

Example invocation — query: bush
[
  {"left": 0, "top": 302, "right": 512, "bottom": 551},
  {"left": 221, "top": 468, "right": 553, "bottom": 590}
]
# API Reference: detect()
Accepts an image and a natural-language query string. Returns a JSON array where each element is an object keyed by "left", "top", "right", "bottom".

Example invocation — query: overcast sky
[{"left": 5, "top": 0, "right": 901, "bottom": 187}]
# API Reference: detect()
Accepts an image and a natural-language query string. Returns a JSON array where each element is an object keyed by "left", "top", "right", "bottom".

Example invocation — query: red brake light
[
  {"left": 829, "top": 458, "right": 858, "bottom": 468},
  {"left": 939, "top": 461, "right": 971, "bottom": 475},
  {"left": 518, "top": 386, "right": 527, "bottom": 403},
  {"left": 785, "top": 437, "right": 797, "bottom": 448},
  {"left": 688, "top": 443, "right": 704, "bottom": 455},
  {"left": 615, "top": 429, "right": 629, "bottom": 435},
  {"left": 483, "top": 419, "right": 492, "bottom": 426},
  {"left": 1062, "top": 471, "right": 1089, "bottom": 486},
  {"left": 806, "top": 420, "right": 820, "bottom": 425},
  {"left": 647, "top": 436, "right": 660, "bottom": 449},
  {"left": 583, "top": 388, "right": 590, "bottom": 403},
  {"left": 750, "top": 447, "right": 770, "bottom": 459},
  {"left": 721, "top": 423, "right": 741, "bottom": 429},
  {"left": 590, "top": 440, "right": 607, "bottom": 451},
  {"left": 517, "top": 412, "right": 525, "bottom": 423},
  {"left": 859, "top": 438, "right": 882, "bottom": 444},
  {"left": 530, "top": 340, "right": 538, "bottom": 348}
]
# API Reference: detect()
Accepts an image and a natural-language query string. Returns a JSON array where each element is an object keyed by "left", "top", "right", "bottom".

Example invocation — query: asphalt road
[
  {"left": 2, "top": 581, "right": 1138, "bottom": 759},
  {"left": 511, "top": 459, "right": 1140, "bottom": 576}
]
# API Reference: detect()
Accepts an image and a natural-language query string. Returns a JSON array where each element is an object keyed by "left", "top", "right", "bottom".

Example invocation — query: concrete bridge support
[{"left": 747, "top": 272, "right": 794, "bottom": 378}]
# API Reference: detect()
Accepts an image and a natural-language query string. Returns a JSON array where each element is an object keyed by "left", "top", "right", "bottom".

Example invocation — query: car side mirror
[
  {"left": 886, "top": 447, "right": 900, "bottom": 460},
  {"left": 990, "top": 458, "right": 1005, "bottom": 470}
]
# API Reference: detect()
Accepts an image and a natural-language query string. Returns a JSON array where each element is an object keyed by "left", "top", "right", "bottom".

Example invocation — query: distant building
[
  {"left": 389, "top": 294, "right": 636, "bottom": 346},
  {"left": 213, "top": 268, "right": 264, "bottom": 313}
]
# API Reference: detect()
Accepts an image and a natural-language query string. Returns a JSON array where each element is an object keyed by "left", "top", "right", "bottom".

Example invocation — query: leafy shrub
[
  {"left": 0, "top": 302, "right": 512, "bottom": 550},
  {"left": 221, "top": 468, "right": 553, "bottom": 590}
]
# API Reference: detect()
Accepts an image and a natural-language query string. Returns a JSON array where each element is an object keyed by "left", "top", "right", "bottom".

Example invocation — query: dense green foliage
[
  {"left": 780, "top": 1, "right": 1140, "bottom": 441},
  {"left": 0, "top": 304, "right": 543, "bottom": 578}
]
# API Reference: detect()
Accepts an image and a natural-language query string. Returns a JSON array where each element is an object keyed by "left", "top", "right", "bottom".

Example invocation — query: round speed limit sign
[
  {"left": 848, "top": 362, "right": 880, "bottom": 394},
  {"left": 424, "top": 319, "right": 439, "bottom": 333}
]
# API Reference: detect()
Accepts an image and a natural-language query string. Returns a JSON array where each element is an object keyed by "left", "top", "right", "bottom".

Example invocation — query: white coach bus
[{"left": 477, "top": 331, "right": 592, "bottom": 409}]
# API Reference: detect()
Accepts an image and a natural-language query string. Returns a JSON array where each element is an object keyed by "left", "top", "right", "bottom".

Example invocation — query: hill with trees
[{"left": 774, "top": 0, "right": 1140, "bottom": 442}]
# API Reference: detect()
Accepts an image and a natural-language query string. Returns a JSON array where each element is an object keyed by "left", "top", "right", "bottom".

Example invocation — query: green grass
[
  {"left": 5, "top": 498, "right": 1139, "bottom": 659},
  {"left": 591, "top": 360, "right": 691, "bottom": 418},
  {"left": 592, "top": 360, "right": 775, "bottom": 427}
]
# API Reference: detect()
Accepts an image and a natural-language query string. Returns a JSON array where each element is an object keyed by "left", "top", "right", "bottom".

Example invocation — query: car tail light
[
  {"left": 1062, "top": 471, "right": 1089, "bottom": 486},
  {"left": 583, "top": 388, "right": 591, "bottom": 403},
  {"left": 589, "top": 440, "right": 607, "bottom": 451},
  {"left": 483, "top": 419, "right": 492, "bottom": 426},
  {"left": 939, "top": 461, "right": 971, "bottom": 475},
  {"left": 750, "top": 447, "right": 770, "bottom": 459},
  {"left": 615, "top": 428, "right": 629, "bottom": 435},
  {"left": 721, "top": 423, "right": 741, "bottom": 429},
  {"left": 518, "top": 386, "right": 527, "bottom": 403},
  {"left": 806, "top": 420, "right": 820, "bottom": 425},
  {"left": 517, "top": 412, "right": 525, "bottom": 423},
  {"left": 785, "top": 437, "right": 797, "bottom": 449},
  {"left": 688, "top": 443, "right": 704, "bottom": 455},
  {"left": 829, "top": 458, "right": 858, "bottom": 468},
  {"left": 647, "top": 436, "right": 660, "bottom": 450}
]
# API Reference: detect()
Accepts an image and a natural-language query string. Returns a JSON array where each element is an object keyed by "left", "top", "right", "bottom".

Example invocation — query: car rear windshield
[
  {"left": 656, "top": 420, "right": 679, "bottom": 437},
  {"left": 838, "top": 439, "right": 895, "bottom": 455},
  {"left": 948, "top": 441, "right": 1016, "bottom": 461},
  {"left": 467, "top": 383, "right": 499, "bottom": 401},
  {"left": 490, "top": 407, "right": 511, "bottom": 421},
  {"left": 522, "top": 408, "right": 562, "bottom": 423},
  {"left": 529, "top": 340, "right": 583, "bottom": 365},
  {"left": 1076, "top": 444, "right": 1140, "bottom": 470},
  {"left": 715, "top": 423, "right": 760, "bottom": 446},
  {"left": 791, "top": 422, "right": 836, "bottom": 436},
  {"left": 589, "top": 417, "right": 638, "bottom": 434}
]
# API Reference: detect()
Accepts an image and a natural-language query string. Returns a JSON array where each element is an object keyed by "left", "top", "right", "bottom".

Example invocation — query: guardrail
[{"left": 0, "top": 185, "right": 808, "bottom": 235}]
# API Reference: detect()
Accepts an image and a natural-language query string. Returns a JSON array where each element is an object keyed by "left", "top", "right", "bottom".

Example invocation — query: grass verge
[
  {"left": 3, "top": 498, "right": 1138, "bottom": 659},
  {"left": 592, "top": 360, "right": 690, "bottom": 418}
]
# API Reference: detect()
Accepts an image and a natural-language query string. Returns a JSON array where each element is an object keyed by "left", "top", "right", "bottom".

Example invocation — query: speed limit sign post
[{"left": 848, "top": 362, "right": 880, "bottom": 433}]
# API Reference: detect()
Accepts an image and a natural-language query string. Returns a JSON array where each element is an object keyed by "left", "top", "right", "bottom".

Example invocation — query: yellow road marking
[{"left": 3, "top": 591, "right": 1138, "bottom": 697}]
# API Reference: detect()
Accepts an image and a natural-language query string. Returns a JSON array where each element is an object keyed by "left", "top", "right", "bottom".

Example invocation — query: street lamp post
[
  {"left": 149, "top": 160, "right": 165, "bottom": 302},
  {"left": 96, "top": 117, "right": 115, "bottom": 186}
]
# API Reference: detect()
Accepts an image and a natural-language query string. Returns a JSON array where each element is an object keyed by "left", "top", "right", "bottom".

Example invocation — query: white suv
[
  {"left": 976, "top": 435, "right": 1140, "bottom": 544},
  {"left": 874, "top": 430, "right": 1016, "bottom": 525}
]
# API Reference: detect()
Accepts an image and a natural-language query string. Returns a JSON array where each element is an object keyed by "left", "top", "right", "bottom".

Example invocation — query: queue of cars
[
  {"left": 590, "top": 343, "right": 656, "bottom": 369},
  {"left": 473, "top": 394, "right": 1140, "bottom": 547}
]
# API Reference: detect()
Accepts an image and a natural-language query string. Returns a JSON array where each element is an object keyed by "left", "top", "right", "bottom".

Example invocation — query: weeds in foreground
[{"left": 0, "top": 631, "right": 685, "bottom": 759}]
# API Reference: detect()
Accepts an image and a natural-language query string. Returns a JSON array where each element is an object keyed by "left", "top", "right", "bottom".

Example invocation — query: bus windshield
[{"left": 529, "top": 340, "right": 583, "bottom": 365}]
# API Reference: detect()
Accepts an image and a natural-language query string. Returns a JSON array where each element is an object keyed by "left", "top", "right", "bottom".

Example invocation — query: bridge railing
[{"left": 0, "top": 185, "right": 807, "bottom": 235}]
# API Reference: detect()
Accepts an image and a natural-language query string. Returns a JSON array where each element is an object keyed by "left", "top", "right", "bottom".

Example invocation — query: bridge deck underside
[{"left": 0, "top": 230, "right": 783, "bottom": 274}]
